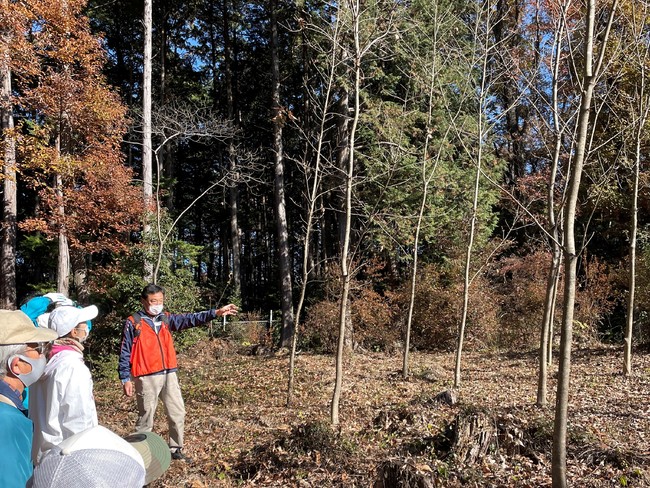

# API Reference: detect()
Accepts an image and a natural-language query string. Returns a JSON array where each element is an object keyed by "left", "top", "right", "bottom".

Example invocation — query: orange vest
[{"left": 129, "top": 314, "right": 178, "bottom": 377}]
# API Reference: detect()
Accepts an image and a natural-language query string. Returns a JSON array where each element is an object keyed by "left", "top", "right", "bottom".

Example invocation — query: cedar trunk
[
  {"left": 270, "top": 1, "right": 295, "bottom": 348},
  {"left": 0, "top": 28, "right": 16, "bottom": 308},
  {"left": 143, "top": 0, "right": 154, "bottom": 282}
]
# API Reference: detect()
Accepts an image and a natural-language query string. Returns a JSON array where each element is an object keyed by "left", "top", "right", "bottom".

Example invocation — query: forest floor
[{"left": 94, "top": 341, "right": 650, "bottom": 487}]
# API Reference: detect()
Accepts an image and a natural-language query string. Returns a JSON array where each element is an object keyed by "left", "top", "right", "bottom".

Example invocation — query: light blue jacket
[{"left": 0, "top": 401, "right": 34, "bottom": 487}]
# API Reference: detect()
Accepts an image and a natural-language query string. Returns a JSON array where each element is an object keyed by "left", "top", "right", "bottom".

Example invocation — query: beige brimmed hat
[
  {"left": 0, "top": 310, "right": 58, "bottom": 345},
  {"left": 123, "top": 431, "right": 171, "bottom": 484}
]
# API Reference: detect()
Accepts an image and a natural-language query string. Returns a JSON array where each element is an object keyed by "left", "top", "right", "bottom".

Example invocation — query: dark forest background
[{"left": 2, "top": 0, "right": 649, "bottom": 360}]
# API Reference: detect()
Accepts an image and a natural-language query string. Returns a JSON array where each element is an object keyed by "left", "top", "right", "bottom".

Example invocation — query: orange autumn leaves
[{"left": 3, "top": 0, "right": 142, "bottom": 256}]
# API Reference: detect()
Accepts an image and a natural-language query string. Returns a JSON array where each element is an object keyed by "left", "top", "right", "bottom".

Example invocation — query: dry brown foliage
[{"left": 95, "top": 341, "right": 650, "bottom": 487}]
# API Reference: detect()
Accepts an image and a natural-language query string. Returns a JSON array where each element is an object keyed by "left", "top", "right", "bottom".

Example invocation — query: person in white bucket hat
[
  {"left": 29, "top": 305, "right": 99, "bottom": 464},
  {"left": 31, "top": 425, "right": 171, "bottom": 488},
  {"left": 31, "top": 425, "right": 145, "bottom": 488}
]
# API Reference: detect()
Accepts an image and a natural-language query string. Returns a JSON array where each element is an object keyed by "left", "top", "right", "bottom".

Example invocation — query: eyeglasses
[{"left": 25, "top": 343, "right": 50, "bottom": 355}]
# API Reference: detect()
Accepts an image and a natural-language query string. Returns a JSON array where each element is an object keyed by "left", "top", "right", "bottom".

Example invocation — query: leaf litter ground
[{"left": 94, "top": 342, "right": 650, "bottom": 487}]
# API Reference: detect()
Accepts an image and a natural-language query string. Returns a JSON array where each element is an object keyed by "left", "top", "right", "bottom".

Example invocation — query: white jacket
[{"left": 29, "top": 348, "right": 98, "bottom": 464}]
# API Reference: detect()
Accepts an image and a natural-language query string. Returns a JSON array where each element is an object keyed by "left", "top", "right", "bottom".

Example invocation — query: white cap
[
  {"left": 36, "top": 313, "right": 51, "bottom": 329},
  {"left": 47, "top": 305, "right": 98, "bottom": 338},
  {"left": 43, "top": 293, "right": 74, "bottom": 306}
]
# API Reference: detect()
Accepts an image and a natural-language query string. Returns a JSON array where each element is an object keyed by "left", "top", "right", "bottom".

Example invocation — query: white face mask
[
  {"left": 9, "top": 354, "right": 47, "bottom": 387},
  {"left": 76, "top": 327, "right": 89, "bottom": 343},
  {"left": 148, "top": 304, "right": 164, "bottom": 315}
]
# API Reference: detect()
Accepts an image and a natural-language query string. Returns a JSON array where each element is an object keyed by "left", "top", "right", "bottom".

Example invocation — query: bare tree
[
  {"left": 330, "top": 0, "right": 395, "bottom": 426},
  {"left": 449, "top": 0, "right": 535, "bottom": 388},
  {"left": 287, "top": 6, "right": 341, "bottom": 406},
  {"left": 552, "top": 1, "right": 619, "bottom": 486},
  {"left": 331, "top": 0, "right": 359, "bottom": 426},
  {"left": 536, "top": 0, "right": 572, "bottom": 407},
  {"left": 139, "top": 103, "right": 237, "bottom": 284},
  {"left": 453, "top": 0, "right": 503, "bottom": 388},
  {"left": 334, "top": 86, "right": 352, "bottom": 352},
  {"left": 623, "top": 2, "right": 650, "bottom": 376},
  {"left": 401, "top": 1, "right": 460, "bottom": 378}
]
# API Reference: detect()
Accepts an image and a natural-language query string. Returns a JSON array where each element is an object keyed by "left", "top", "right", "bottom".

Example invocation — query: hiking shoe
[{"left": 171, "top": 449, "right": 192, "bottom": 462}]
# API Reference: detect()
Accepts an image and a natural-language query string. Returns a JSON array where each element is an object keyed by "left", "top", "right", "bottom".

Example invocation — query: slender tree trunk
[
  {"left": 54, "top": 0, "right": 72, "bottom": 296},
  {"left": 624, "top": 61, "right": 649, "bottom": 375},
  {"left": 0, "top": 21, "right": 16, "bottom": 308},
  {"left": 270, "top": 1, "right": 295, "bottom": 348},
  {"left": 143, "top": 0, "right": 154, "bottom": 282},
  {"left": 454, "top": 6, "right": 490, "bottom": 387},
  {"left": 222, "top": 219, "right": 230, "bottom": 280},
  {"left": 403, "top": 36, "right": 446, "bottom": 378},
  {"left": 332, "top": 0, "right": 360, "bottom": 426},
  {"left": 552, "top": 2, "right": 618, "bottom": 485},
  {"left": 331, "top": 142, "right": 354, "bottom": 425},
  {"left": 72, "top": 253, "right": 89, "bottom": 302},
  {"left": 537, "top": 4, "right": 569, "bottom": 405},
  {"left": 623, "top": 6, "right": 650, "bottom": 375},
  {"left": 455, "top": 143, "right": 482, "bottom": 388},
  {"left": 228, "top": 153, "right": 241, "bottom": 292},
  {"left": 624, "top": 136, "right": 640, "bottom": 376},
  {"left": 223, "top": 0, "right": 241, "bottom": 297},
  {"left": 404, "top": 194, "right": 426, "bottom": 378},
  {"left": 288, "top": 7, "right": 338, "bottom": 405},
  {"left": 538, "top": 248, "right": 561, "bottom": 405},
  {"left": 335, "top": 88, "right": 353, "bottom": 351}
]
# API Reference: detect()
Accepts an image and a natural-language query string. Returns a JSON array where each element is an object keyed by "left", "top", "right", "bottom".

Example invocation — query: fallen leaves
[{"left": 93, "top": 343, "right": 650, "bottom": 487}]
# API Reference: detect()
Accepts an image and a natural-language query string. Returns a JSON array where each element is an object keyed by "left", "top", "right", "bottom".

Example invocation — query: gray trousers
[{"left": 134, "top": 371, "right": 186, "bottom": 449}]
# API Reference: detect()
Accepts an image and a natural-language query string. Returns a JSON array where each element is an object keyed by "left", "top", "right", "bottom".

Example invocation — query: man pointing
[{"left": 119, "top": 284, "right": 237, "bottom": 461}]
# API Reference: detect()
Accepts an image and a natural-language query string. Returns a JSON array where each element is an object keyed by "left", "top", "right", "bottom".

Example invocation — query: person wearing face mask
[
  {"left": 28, "top": 304, "right": 99, "bottom": 464},
  {"left": 0, "top": 309, "right": 58, "bottom": 487},
  {"left": 118, "top": 283, "right": 238, "bottom": 462}
]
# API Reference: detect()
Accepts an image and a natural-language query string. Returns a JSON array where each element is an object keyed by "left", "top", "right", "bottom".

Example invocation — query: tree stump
[
  {"left": 449, "top": 409, "right": 496, "bottom": 464},
  {"left": 429, "top": 389, "right": 458, "bottom": 407},
  {"left": 375, "top": 459, "right": 435, "bottom": 488}
]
